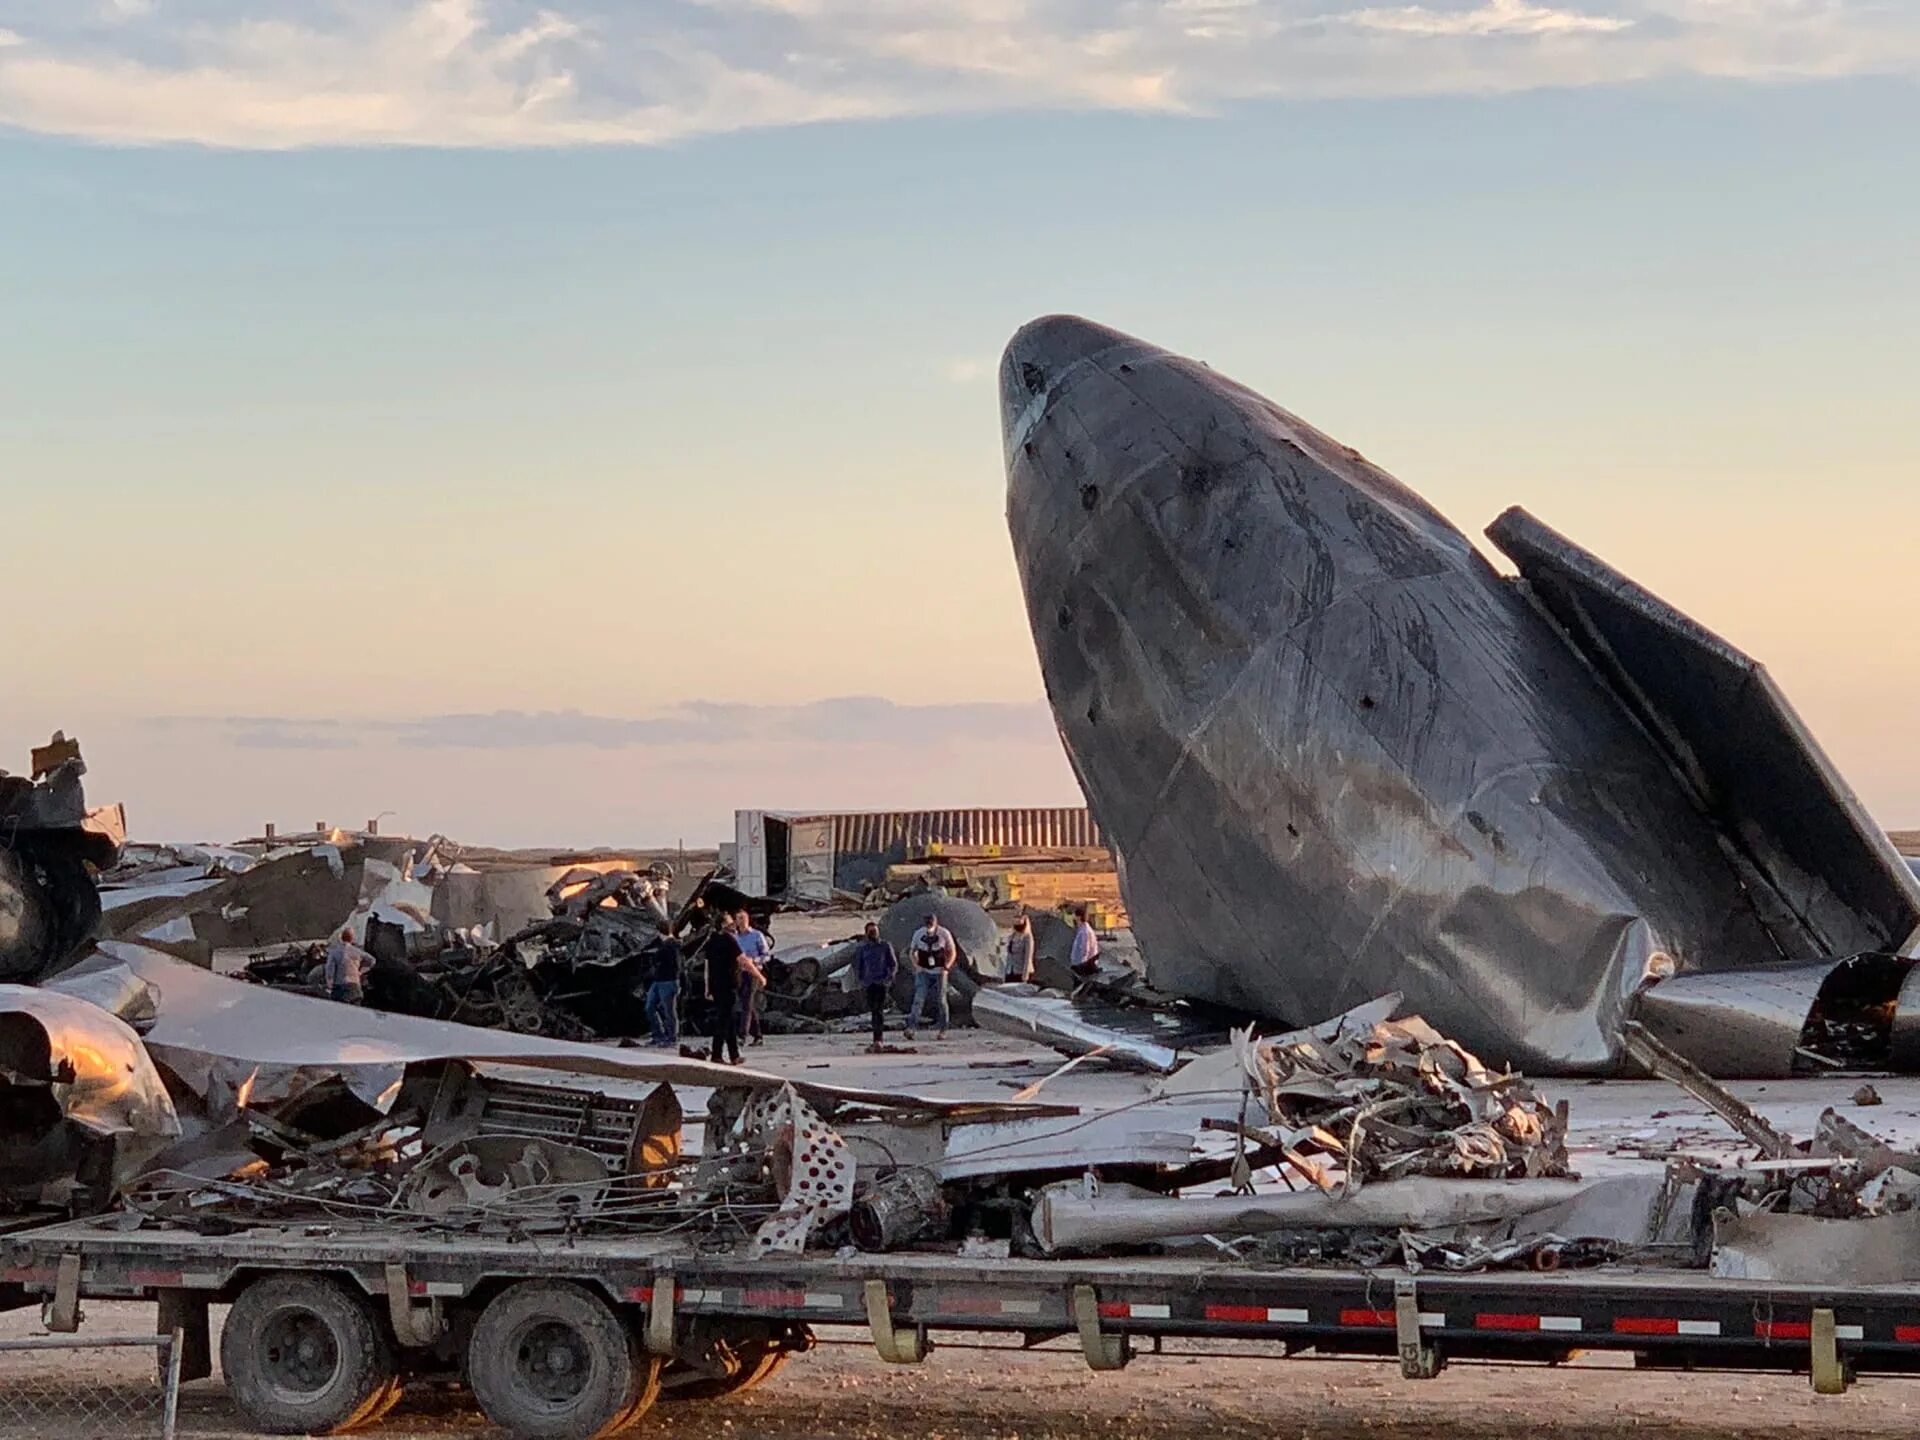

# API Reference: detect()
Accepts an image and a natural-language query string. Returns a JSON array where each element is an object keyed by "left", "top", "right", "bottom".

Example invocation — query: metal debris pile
[
  {"left": 1242, "top": 1013, "right": 1573, "bottom": 1188},
  {"left": 120, "top": 1060, "right": 857, "bottom": 1253},
  {"left": 1021, "top": 1003, "right": 1602, "bottom": 1265},
  {"left": 101, "top": 825, "right": 700, "bottom": 993},
  {"left": 4, "top": 943, "right": 1068, "bottom": 1259},
  {"left": 1616, "top": 1022, "right": 1920, "bottom": 1279},
  {"left": 230, "top": 862, "right": 692, "bottom": 1040}
]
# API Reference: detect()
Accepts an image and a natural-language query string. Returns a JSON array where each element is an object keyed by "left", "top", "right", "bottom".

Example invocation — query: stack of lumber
[{"left": 884, "top": 844, "right": 1127, "bottom": 924}]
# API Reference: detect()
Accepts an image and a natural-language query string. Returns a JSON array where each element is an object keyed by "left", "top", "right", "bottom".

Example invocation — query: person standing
[
  {"left": 1070, "top": 906, "right": 1102, "bottom": 973},
  {"left": 702, "top": 916, "right": 744, "bottom": 1065},
  {"left": 323, "top": 928, "right": 373, "bottom": 1005},
  {"left": 905, "top": 911, "right": 956, "bottom": 1040},
  {"left": 733, "top": 909, "right": 771, "bottom": 1048},
  {"left": 851, "top": 920, "right": 899, "bottom": 1053},
  {"left": 1005, "top": 913, "right": 1035, "bottom": 983},
  {"left": 642, "top": 923, "right": 682, "bottom": 1047}
]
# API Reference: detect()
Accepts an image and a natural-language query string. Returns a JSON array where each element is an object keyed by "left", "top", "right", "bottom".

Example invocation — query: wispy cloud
[
  {"left": 149, "top": 696, "right": 1059, "bottom": 750},
  {"left": 0, "top": 0, "right": 1912, "bottom": 149},
  {"left": 1348, "top": 0, "right": 1632, "bottom": 35}
]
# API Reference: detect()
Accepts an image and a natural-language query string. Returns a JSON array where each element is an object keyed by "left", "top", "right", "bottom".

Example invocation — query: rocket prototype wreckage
[{"left": 1002, "top": 314, "right": 1920, "bottom": 1077}]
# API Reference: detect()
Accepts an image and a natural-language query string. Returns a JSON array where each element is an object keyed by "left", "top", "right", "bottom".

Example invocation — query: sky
[{"left": 1, "top": 2, "right": 1916, "bottom": 847}]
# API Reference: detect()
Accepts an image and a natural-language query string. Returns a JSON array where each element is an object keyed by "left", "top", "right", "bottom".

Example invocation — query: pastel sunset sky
[{"left": 3, "top": 2, "right": 1914, "bottom": 845}]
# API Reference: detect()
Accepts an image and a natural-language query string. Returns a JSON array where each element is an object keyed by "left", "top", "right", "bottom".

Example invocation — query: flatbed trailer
[{"left": 2, "top": 1214, "right": 1915, "bottom": 1437}]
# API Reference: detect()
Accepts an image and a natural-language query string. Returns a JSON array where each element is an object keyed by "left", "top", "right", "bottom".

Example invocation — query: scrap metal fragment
[
  {"left": 849, "top": 1167, "right": 947, "bottom": 1252},
  {"left": 746, "top": 1085, "right": 856, "bottom": 1254},
  {"left": 1621, "top": 1022, "right": 1792, "bottom": 1158},
  {"left": 972, "top": 983, "right": 1228, "bottom": 1073}
]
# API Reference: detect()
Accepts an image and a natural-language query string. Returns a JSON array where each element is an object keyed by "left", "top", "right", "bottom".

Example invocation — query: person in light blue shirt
[{"left": 733, "top": 910, "right": 771, "bottom": 1048}]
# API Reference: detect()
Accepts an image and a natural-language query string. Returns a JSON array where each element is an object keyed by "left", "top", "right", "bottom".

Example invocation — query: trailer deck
[{"left": 4, "top": 1212, "right": 1915, "bottom": 1388}]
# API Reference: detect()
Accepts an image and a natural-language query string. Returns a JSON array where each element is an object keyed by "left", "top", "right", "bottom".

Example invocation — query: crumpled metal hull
[{"left": 1001, "top": 315, "right": 1920, "bottom": 1075}]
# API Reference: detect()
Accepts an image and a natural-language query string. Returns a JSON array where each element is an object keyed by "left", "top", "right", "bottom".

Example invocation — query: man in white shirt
[
  {"left": 905, "top": 912, "right": 956, "bottom": 1040},
  {"left": 1070, "top": 907, "right": 1101, "bottom": 973}
]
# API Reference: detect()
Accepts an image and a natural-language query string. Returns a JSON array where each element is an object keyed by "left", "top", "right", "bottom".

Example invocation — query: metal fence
[{"left": 0, "top": 1333, "right": 181, "bottom": 1440}]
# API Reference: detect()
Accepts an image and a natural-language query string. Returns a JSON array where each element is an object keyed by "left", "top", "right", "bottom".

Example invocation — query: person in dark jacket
[
  {"left": 702, "top": 916, "right": 744, "bottom": 1065},
  {"left": 850, "top": 921, "right": 899, "bottom": 1052},
  {"left": 641, "top": 923, "right": 682, "bottom": 1047}
]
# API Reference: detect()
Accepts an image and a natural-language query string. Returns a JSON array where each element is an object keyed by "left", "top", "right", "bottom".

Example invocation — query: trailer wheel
[
  {"left": 220, "top": 1274, "right": 397, "bottom": 1435},
  {"left": 468, "top": 1281, "right": 661, "bottom": 1440}
]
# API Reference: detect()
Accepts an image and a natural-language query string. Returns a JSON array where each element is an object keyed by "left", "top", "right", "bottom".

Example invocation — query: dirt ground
[{"left": 5, "top": 1302, "right": 1920, "bottom": 1439}]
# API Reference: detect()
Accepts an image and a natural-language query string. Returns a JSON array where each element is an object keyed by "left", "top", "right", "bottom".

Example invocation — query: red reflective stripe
[
  {"left": 1756, "top": 1321, "right": 1810, "bottom": 1340},
  {"left": 128, "top": 1269, "right": 183, "bottom": 1288},
  {"left": 626, "top": 1286, "right": 654, "bottom": 1303},
  {"left": 1896, "top": 1325, "right": 1920, "bottom": 1344},
  {"left": 1097, "top": 1302, "right": 1129, "bottom": 1319},
  {"left": 1614, "top": 1318, "right": 1679, "bottom": 1335},
  {"left": 1339, "top": 1309, "right": 1395, "bottom": 1328},
  {"left": 1475, "top": 1313, "right": 1540, "bottom": 1331},
  {"left": 1206, "top": 1304, "right": 1269, "bottom": 1323},
  {"left": 743, "top": 1289, "right": 805, "bottom": 1307}
]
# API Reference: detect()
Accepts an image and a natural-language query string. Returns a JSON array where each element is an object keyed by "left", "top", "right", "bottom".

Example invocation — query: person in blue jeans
[
  {"left": 905, "top": 912, "right": 956, "bottom": 1040},
  {"left": 641, "top": 923, "right": 682, "bottom": 1046},
  {"left": 732, "top": 910, "right": 772, "bottom": 1048},
  {"left": 851, "top": 920, "right": 900, "bottom": 1052}
]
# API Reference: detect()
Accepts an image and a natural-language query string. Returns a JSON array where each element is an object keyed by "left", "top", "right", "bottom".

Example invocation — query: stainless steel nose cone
[{"left": 999, "top": 315, "right": 1917, "bottom": 1075}]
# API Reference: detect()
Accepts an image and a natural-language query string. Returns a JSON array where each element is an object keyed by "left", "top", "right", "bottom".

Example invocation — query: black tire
[
  {"left": 468, "top": 1282, "right": 660, "bottom": 1440},
  {"left": 220, "top": 1274, "right": 397, "bottom": 1435}
]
